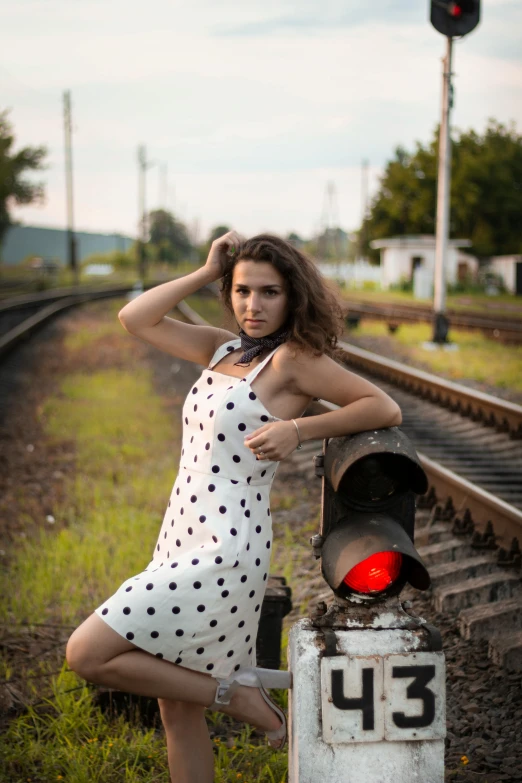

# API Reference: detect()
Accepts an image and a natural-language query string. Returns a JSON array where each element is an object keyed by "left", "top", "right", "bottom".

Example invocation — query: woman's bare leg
[
  {"left": 158, "top": 699, "right": 214, "bottom": 783},
  {"left": 66, "top": 613, "right": 282, "bottom": 731}
]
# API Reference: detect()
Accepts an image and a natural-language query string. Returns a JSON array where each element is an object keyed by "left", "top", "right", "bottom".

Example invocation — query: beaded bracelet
[{"left": 291, "top": 419, "right": 303, "bottom": 450}]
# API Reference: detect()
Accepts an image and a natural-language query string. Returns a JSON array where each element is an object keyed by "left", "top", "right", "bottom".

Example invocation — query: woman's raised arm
[{"left": 117, "top": 230, "right": 241, "bottom": 365}]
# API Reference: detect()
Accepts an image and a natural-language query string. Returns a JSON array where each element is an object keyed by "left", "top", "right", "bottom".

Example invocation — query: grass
[
  {"left": 337, "top": 286, "right": 522, "bottom": 316},
  {"left": 349, "top": 320, "right": 522, "bottom": 393},
  {"left": 0, "top": 304, "right": 289, "bottom": 782}
]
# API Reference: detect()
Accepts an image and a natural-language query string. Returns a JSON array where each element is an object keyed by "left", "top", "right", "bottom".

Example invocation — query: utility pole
[
  {"left": 63, "top": 91, "right": 78, "bottom": 284},
  {"left": 432, "top": 37, "right": 453, "bottom": 343},
  {"left": 359, "top": 159, "right": 369, "bottom": 263},
  {"left": 137, "top": 145, "right": 149, "bottom": 282}
]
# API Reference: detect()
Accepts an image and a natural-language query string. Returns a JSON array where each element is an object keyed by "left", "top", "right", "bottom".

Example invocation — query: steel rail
[
  {"left": 337, "top": 340, "right": 522, "bottom": 438},
  {"left": 342, "top": 299, "right": 522, "bottom": 343}
]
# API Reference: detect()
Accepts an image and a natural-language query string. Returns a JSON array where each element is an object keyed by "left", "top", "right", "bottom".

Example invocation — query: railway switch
[{"left": 287, "top": 428, "right": 445, "bottom": 782}]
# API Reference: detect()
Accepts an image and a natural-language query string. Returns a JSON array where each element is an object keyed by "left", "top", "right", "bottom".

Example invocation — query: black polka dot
[
  {"left": 247, "top": 477, "right": 251, "bottom": 484},
  {"left": 238, "top": 423, "right": 246, "bottom": 431},
  {"left": 157, "top": 544, "right": 160, "bottom": 551},
  {"left": 234, "top": 664, "right": 240, "bottom": 671},
  {"left": 227, "top": 650, "right": 234, "bottom": 657},
  {"left": 210, "top": 619, "right": 218, "bottom": 627},
  {"left": 246, "top": 543, "right": 250, "bottom": 551},
  {"left": 226, "top": 402, "right": 234, "bottom": 410},
  {"left": 221, "top": 590, "right": 229, "bottom": 597},
  {"left": 255, "top": 558, "right": 261, "bottom": 566},
  {"left": 212, "top": 535, "right": 218, "bottom": 543},
  {"left": 267, "top": 509, "right": 271, "bottom": 516},
  {"left": 245, "top": 634, "right": 251, "bottom": 642},
  {"left": 231, "top": 479, "right": 238, "bottom": 484},
  {"left": 123, "top": 607, "right": 131, "bottom": 615},
  {"left": 218, "top": 433, "right": 225, "bottom": 442},
  {"left": 126, "top": 632, "right": 134, "bottom": 640},
  {"left": 230, "top": 528, "right": 237, "bottom": 536},
  {"left": 156, "top": 652, "right": 163, "bottom": 659},
  {"left": 199, "top": 424, "right": 203, "bottom": 431},
  {"left": 249, "top": 392, "right": 256, "bottom": 400},
  {"left": 176, "top": 539, "right": 181, "bottom": 547},
  {"left": 197, "top": 604, "right": 205, "bottom": 612},
  {"left": 194, "top": 404, "right": 198, "bottom": 412},
  {"left": 190, "top": 436, "right": 194, "bottom": 444},
  {"left": 240, "top": 575, "right": 247, "bottom": 583},
  {"left": 205, "top": 443, "right": 210, "bottom": 450},
  {"left": 263, "top": 573, "right": 267, "bottom": 580},
  {"left": 212, "top": 465, "right": 220, "bottom": 474},
  {"left": 209, "top": 410, "right": 214, "bottom": 417},
  {"left": 266, "top": 541, "right": 271, "bottom": 548},
  {"left": 240, "top": 499, "right": 246, "bottom": 508},
  {"left": 197, "top": 647, "right": 204, "bottom": 654},
  {"left": 125, "top": 586, "right": 132, "bottom": 593},
  {"left": 249, "top": 590, "right": 255, "bottom": 598},
  {"left": 193, "top": 581, "right": 202, "bottom": 589},
  {"left": 192, "top": 387, "right": 198, "bottom": 394},
  {"left": 231, "top": 606, "right": 238, "bottom": 613},
  {"left": 206, "top": 663, "right": 214, "bottom": 670},
  {"left": 171, "top": 562, "right": 178, "bottom": 568},
  {"left": 248, "top": 646, "right": 253, "bottom": 654},
  {"left": 151, "top": 631, "right": 159, "bottom": 638},
  {"left": 164, "top": 531, "right": 167, "bottom": 539},
  {"left": 147, "top": 607, "right": 155, "bottom": 615},
  {"left": 102, "top": 608, "right": 109, "bottom": 615},
  {"left": 219, "top": 635, "right": 226, "bottom": 642},
  {"left": 190, "top": 495, "right": 197, "bottom": 503},
  {"left": 170, "top": 520, "right": 174, "bottom": 527},
  {"left": 245, "top": 510, "right": 250, "bottom": 518},
  {"left": 217, "top": 578, "right": 225, "bottom": 586},
  {"left": 255, "top": 605, "right": 260, "bottom": 612},
  {"left": 207, "top": 377, "right": 213, "bottom": 384},
  {"left": 187, "top": 476, "right": 191, "bottom": 483},
  {"left": 256, "top": 525, "right": 261, "bottom": 533},
  {"left": 233, "top": 455, "right": 241, "bottom": 463},
  {"left": 175, "top": 657, "right": 182, "bottom": 664},
  {"left": 188, "top": 527, "right": 193, "bottom": 535},
  {"left": 200, "top": 515, "right": 206, "bottom": 523},
  {"left": 227, "top": 345, "right": 234, "bottom": 352},
  {"left": 176, "top": 629, "right": 184, "bottom": 636},
  {"left": 207, "top": 394, "right": 213, "bottom": 399},
  {"left": 233, "top": 560, "right": 239, "bottom": 568},
  {"left": 260, "top": 415, "right": 268, "bottom": 422},
  {"left": 169, "top": 582, "right": 177, "bottom": 590},
  {"left": 194, "top": 455, "right": 198, "bottom": 462},
  {"left": 146, "top": 583, "right": 154, "bottom": 590},
  {"left": 215, "top": 556, "right": 223, "bottom": 564},
  {"left": 256, "top": 493, "right": 262, "bottom": 501},
  {"left": 261, "top": 470, "right": 266, "bottom": 477},
  {"left": 208, "top": 484, "right": 215, "bottom": 492},
  {"left": 176, "top": 487, "right": 180, "bottom": 495},
  {"left": 192, "top": 558, "right": 199, "bottom": 565},
  {"left": 219, "top": 505, "right": 227, "bottom": 514},
  {"left": 238, "top": 620, "right": 245, "bottom": 628},
  {"left": 185, "top": 417, "right": 188, "bottom": 425},
  {"left": 172, "top": 606, "right": 180, "bottom": 614}
]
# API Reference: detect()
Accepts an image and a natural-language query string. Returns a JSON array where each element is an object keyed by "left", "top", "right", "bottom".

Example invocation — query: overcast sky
[{"left": 2, "top": 0, "right": 521, "bottom": 242}]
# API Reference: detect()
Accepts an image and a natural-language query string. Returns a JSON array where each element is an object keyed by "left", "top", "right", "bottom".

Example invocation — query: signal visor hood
[{"left": 321, "top": 511, "right": 431, "bottom": 594}]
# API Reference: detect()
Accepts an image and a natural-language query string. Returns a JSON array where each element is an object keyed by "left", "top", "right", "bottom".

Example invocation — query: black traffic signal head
[
  {"left": 318, "top": 428, "right": 430, "bottom": 601},
  {"left": 430, "top": 0, "right": 480, "bottom": 37}
]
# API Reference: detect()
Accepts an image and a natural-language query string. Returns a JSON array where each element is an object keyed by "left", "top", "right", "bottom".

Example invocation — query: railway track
[
  {"left": 2, "top": 289, "right": 521, "bottom": 672},
  {"left": 343, "top": 297, "right": 522, "bottom": 344}
]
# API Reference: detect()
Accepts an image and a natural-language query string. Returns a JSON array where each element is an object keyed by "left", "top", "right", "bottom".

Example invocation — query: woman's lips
[{"left": 245, "top": 319, "right": 264, "bottom": 324}]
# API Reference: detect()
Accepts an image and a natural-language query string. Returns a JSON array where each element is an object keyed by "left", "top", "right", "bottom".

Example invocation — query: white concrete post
[{"left": 287, "top": 601, "right": 445, "bottom": 783}]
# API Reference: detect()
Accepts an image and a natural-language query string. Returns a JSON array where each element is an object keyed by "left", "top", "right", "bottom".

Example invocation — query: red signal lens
[
  {"left": 450, "top": 3, "right": 463, "bottom": 16},
  {"left": 343, "top": 552, "right": 403, "bottom": 593}
]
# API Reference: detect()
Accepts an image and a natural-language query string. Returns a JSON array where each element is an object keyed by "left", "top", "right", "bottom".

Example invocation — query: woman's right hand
[{"left": 204, "top": 230, "right": 244, "bottom": 280}]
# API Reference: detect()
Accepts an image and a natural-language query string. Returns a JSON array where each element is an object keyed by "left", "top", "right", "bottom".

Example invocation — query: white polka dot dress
[{"left": 95, "top": 339, "right": 282, "bottom": 679}]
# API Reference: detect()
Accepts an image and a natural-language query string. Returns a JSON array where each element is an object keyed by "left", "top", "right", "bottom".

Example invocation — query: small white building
[
  {"left": 487, "top": 255, "right": 522, "bottom": 295},
  {"left": 370, "top": 235, "right": 478, "bottom": 290}
]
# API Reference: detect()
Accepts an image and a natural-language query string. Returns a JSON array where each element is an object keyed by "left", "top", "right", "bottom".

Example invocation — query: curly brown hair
[{"left": 220, "top": 234, "right": 345, "bottom": 358}]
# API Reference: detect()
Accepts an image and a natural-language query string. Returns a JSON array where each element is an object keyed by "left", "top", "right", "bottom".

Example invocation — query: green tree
[
  {"left": 0, "top": 109, "right": 47, "bottom": 248},
  {"left": 148, "top": 209, "right": 192, "bottom": 264},
  {"left": 362, "top": 119, "right": 522, "bottom": 258}
]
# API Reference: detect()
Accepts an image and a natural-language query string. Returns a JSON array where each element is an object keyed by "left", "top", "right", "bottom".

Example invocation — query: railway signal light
[
  {"left": 430, "top": 0, "right": 480, "bottom": 37},
  {"left": 313, "top": 428, "right": 430, "bottom": 600}
]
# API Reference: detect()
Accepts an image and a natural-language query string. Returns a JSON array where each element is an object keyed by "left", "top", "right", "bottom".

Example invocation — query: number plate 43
[{"left": 321, "top": 652, "right": 446, "bottom": 744}]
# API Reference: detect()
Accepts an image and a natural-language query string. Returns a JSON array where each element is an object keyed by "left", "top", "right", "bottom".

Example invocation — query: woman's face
[{"left": 231, "top": 261, "right": 289, "bottom": 338}]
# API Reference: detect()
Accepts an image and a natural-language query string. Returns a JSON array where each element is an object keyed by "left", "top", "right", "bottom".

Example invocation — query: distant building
[
  {"left": 1, "top": 224, "right": 134, "bottom": 266},
  {"left": 370, "top": 235, "right": 478, "bottom": 289},
  {"left": 487, "top": 255, "right": 522, "bottom": 295}
]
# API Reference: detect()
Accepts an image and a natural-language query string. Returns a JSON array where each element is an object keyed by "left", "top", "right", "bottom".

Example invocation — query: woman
[{"left": 66, "top": 231, "right": 402, "bottom": 782}]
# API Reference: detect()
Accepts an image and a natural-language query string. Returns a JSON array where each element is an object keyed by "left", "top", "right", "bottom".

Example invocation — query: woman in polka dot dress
[{"left": 66, "top": 231, "right": 402, "bottom": 782}]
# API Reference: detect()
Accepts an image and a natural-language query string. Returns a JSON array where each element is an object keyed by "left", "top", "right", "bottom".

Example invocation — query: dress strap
[
  {"left": 208, "top": 339, "right": 241, "bottom": 370},
  {"left": 245, "top": 346, "right": 281, "bottom": 383}
]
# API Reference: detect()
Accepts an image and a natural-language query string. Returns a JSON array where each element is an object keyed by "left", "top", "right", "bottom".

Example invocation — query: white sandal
[{"left": 208, "top": 666, "right": 291, "bottom": 750}]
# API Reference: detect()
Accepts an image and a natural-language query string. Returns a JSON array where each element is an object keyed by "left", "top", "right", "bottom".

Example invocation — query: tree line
[{"left": 1, "top": 108, "right": 521, "bottom": 265}]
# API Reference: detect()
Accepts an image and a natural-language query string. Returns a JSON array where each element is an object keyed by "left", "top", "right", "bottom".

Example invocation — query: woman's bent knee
[
  {"left": 65, "top": 613, "right": 136, "bottom": 681},
  {"left": 66, "top": 628, "right": 98, "bottom": 681}
]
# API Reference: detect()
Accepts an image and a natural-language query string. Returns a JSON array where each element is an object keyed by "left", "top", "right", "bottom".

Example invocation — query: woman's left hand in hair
[{"left": 245, "top": 421, "right": 300, "bottom": 461}]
